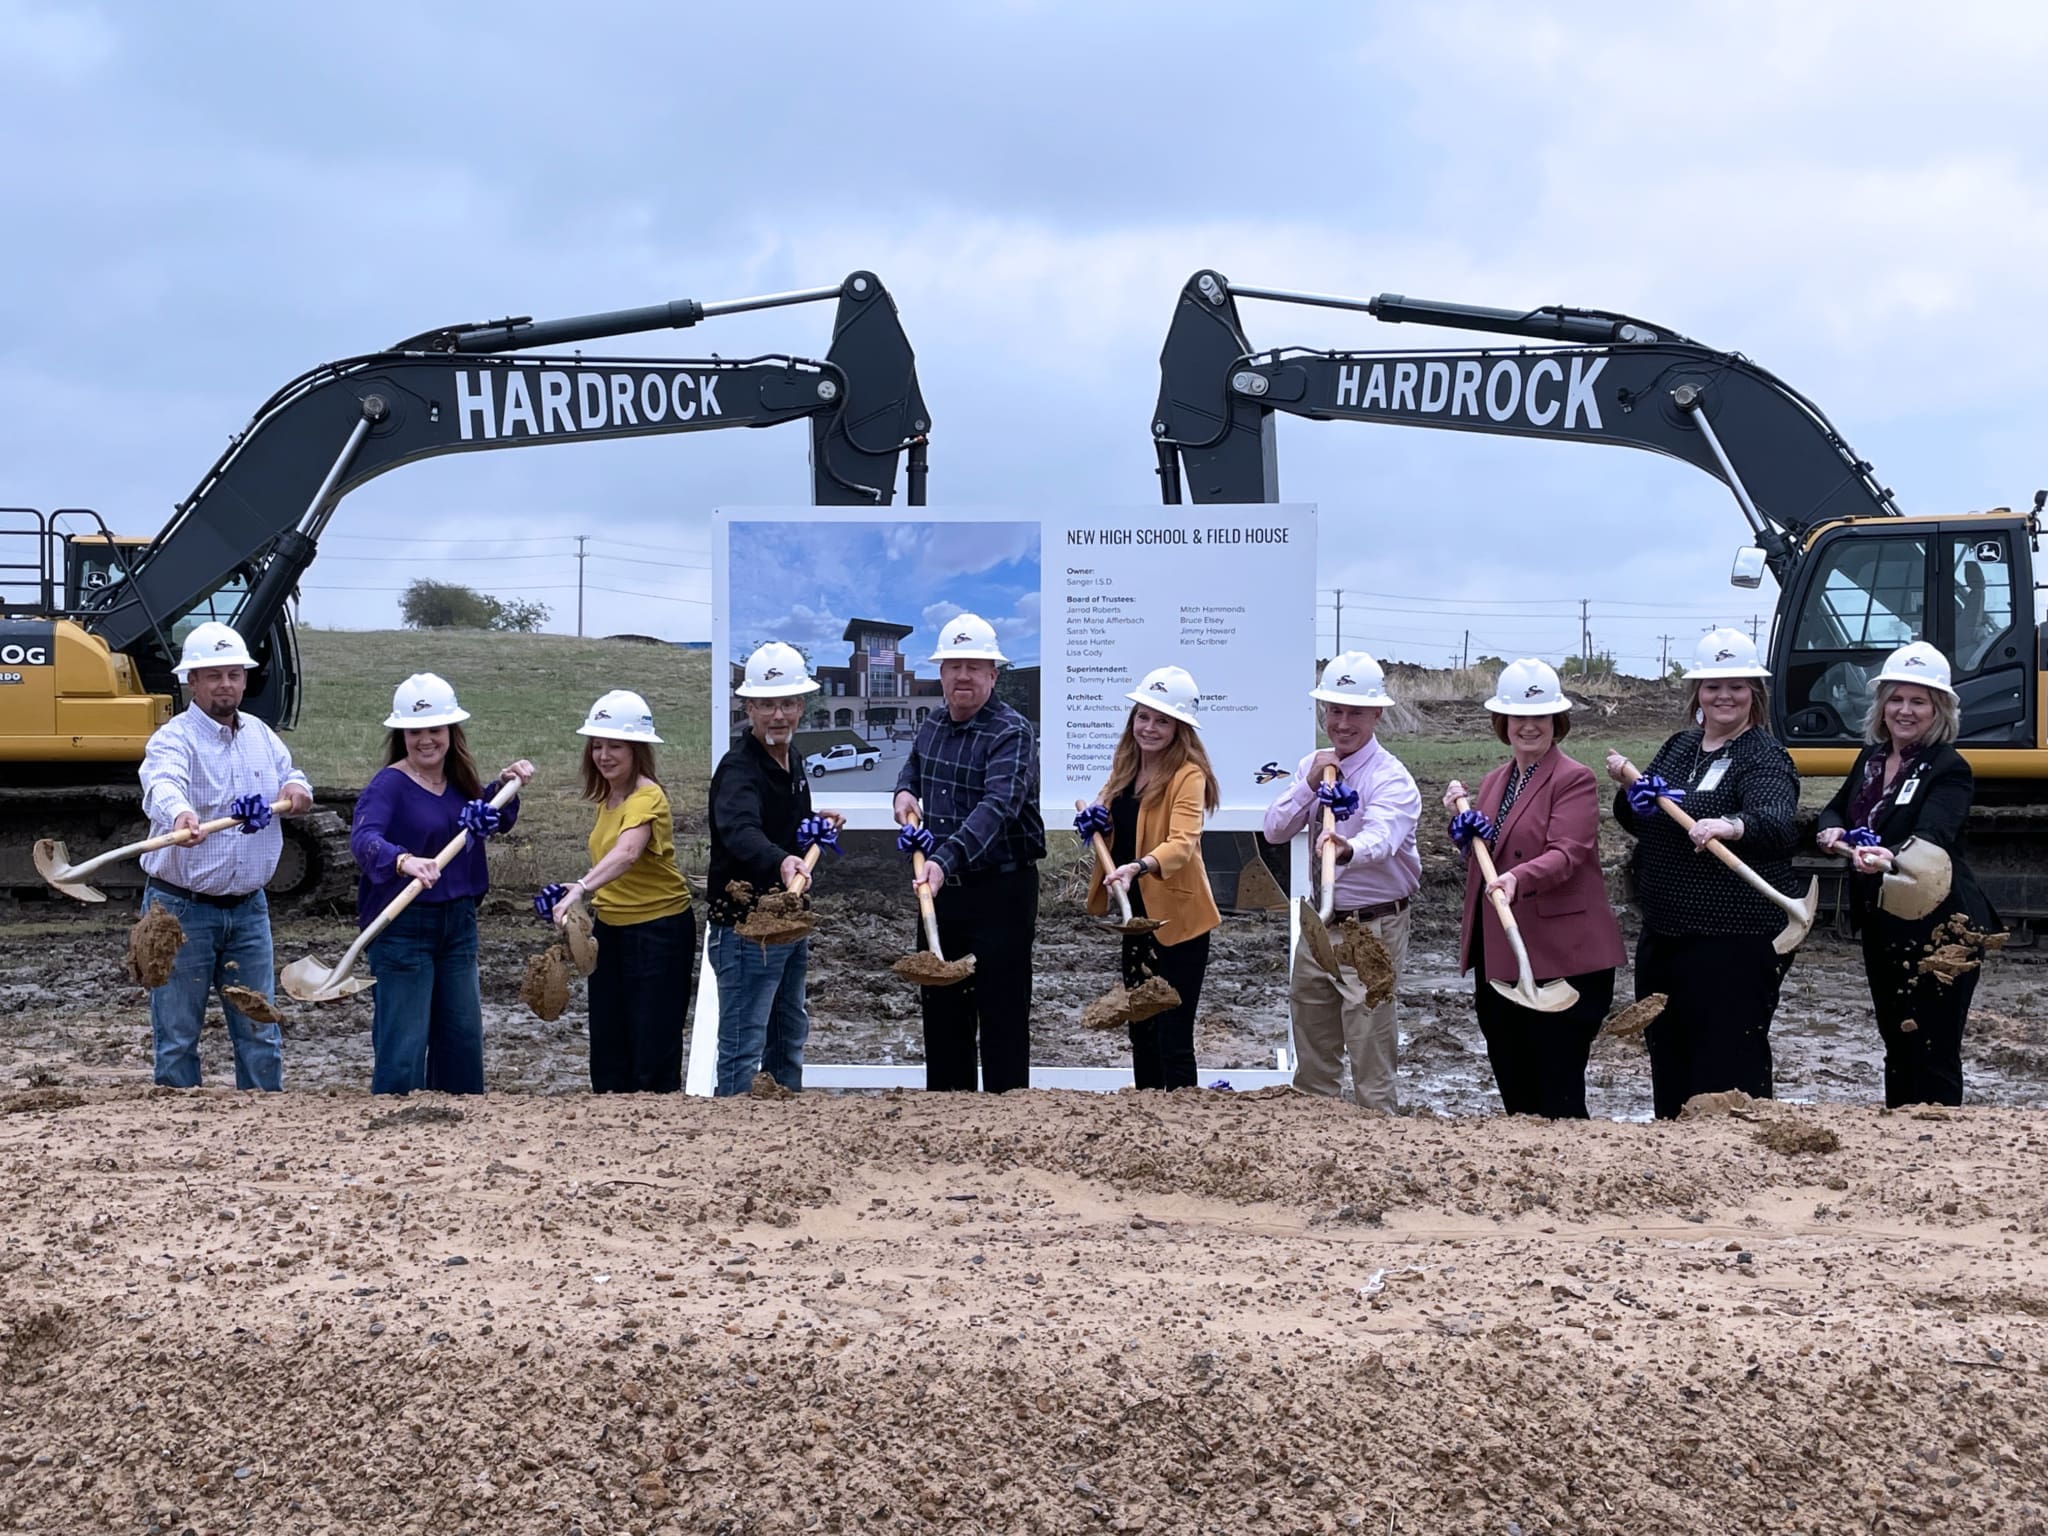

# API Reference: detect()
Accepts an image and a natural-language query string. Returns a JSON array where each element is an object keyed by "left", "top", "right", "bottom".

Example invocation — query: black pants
[
  {"left": 588, "top": 908, "right": 696, "bottom": 1094},
  {"left": 1862, "top": 913, "right": 1980, "bottom": 1108},
  {"left": 1635, "top": 929, "right": 1788, "bottom": 1120},
  {"left": 1471, "top": 924, "right": 1613, "bottom": 1118},
  {"left": 918, "top": 866, "right": 1037, "bottom": 1093},
  {"left": 1120, "top": 930, "right": 1211, "bottom": 1091}
]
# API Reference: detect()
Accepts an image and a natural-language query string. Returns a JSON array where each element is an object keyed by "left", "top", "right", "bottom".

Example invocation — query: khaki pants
[{"left": 1289, "top": 904, "right": 1409, "bottom": 1112}]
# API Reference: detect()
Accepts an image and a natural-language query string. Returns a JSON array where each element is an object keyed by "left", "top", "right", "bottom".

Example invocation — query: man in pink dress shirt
[{"left": 1262, "top": 652, "right": 1422, "bottom": 1111}]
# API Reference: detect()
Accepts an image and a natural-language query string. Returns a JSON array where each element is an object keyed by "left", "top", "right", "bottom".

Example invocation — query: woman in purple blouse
[{"left": 348, "top": 673, "right": 533, "bottom": 1095}]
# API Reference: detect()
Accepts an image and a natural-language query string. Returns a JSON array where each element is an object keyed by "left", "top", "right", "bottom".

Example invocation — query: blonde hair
[
  {"left": 1863, "top": 680, "right": 1959, "bottom": 747},
  {"left": 1682, "top": 677, "right": 1770, "bottom": 735},
  {"left": 1098, "top": 706, "right": 1220, "bottom": 815}
]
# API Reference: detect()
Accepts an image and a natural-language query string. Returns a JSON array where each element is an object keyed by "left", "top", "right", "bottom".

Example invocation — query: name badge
[
  {"left": 1695, "top": 758, "right": 1730, "bottom": 793},
  {"left": 1895, "top": 774, "right": 1921, "bottom": 805}
]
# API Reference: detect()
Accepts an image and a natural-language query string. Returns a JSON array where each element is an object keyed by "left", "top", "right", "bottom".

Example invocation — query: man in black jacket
[{"left": 707, "top": 642, "right": 838, "bottom": 1095}]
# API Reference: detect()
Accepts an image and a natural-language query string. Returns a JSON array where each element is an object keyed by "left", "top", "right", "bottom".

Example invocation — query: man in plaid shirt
[{"left": 893, "top": 612, "right": 1046, "bottom": 1092}]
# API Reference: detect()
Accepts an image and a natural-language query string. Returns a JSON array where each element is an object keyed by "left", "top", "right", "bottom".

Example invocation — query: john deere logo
[{"left": 411, "top": 698, "right": 432, "bottom": 712}]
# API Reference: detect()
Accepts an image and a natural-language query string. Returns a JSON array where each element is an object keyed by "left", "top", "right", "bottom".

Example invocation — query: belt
[
  {"left": 951, "top": 861, "right": 1029, "bottom": 888},
  {"left": 147, "top": 877, "right": 259, "bottom": 910},
  {"left": 1331, "top": 896, "right": 1410, "bottom": 923}
]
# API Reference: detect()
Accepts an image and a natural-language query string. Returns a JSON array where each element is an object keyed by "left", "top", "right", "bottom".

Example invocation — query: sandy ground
[{"left": 3, "top": 1084, "right": 2047, "bottom": 1534}]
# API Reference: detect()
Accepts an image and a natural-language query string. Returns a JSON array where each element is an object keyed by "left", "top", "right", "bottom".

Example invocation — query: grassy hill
[{"left": 294, "top": 628, "right": 711, "bottom": 893}]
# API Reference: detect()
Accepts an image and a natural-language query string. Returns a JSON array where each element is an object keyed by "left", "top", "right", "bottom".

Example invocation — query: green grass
[{"left": 294, "top": 629, "right": 711, "bottom": 892}]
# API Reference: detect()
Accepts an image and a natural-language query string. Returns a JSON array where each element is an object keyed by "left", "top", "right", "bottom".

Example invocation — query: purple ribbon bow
[
  {"left": 797, "top": 816, "right": 842, "bottom": 856},
  {"left": 458, "top": 799, "right": 503, "bottom": 839},
  {"left": 534, "top": 882, "right": 570, "bottom": 924},
  {"left": 1447, "top": 808, "right": 1495, "bottom": 850},
  {"left": 1315, "top": 780, "right": 1361, "bottom": 820},
  {"left": 1073, "top": 804, "right": 1112, "bottom": 838},
  {"left": 1626, "top": 774, "right": 1683, "bottom": 817},
  {"left": 230, "top": 793, "right": 273, "bottom": 834},
  {"left": 1843, "top": 826, "right": 1882, "bottom": 849},
  {"left": 896, "top": 824, "right": 935, "bottom": 859}
]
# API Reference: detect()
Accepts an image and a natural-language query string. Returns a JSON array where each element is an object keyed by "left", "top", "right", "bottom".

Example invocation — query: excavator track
[{"left": 2, "top": 785, "right": 359, "bottom": 914}]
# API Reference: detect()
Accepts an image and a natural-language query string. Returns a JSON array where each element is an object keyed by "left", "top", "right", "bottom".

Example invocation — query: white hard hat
[
  {"left": 1684, "top": 627, "right": 1771, "bottom": 680},
  {"left": 1485, "top": 657, "right": 1574, "bottom": 716},
  {"left": 735, "top": 641, "right": 820, "bottom": 699},
  {"left": 382, "top": 672, "right": 470, "bottom": 729},
  {"left": 173, "top": 621, "right": 257, "bottom": 677},
  {"left": 1124, "top": 665, "right": 1201, "bottom": 728},
  {"left": 576, "top": 688, "right": 662, "bottom": 743},
  {"left": 1873, "top": 641, "right": 1957, "bottom": 697},
  {"left": 929, "top": 611, "right": 1008, "bottom": 664},
  {"left": 1311, "top": 650, "right": 1394, "bottom": 707}
]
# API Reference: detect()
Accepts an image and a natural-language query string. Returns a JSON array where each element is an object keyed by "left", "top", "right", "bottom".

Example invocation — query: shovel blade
[
  {"left": 561, "top": 903, "right": 600, "bottom": 975},
  {"left": 1296, "top": 898, "right": 1341, "bottom": 977},
  {"left": 33, "top": 840, "right": 105, "bottom": 903},
  {"left": 1771, "top": 878, "right": 1820, "bottom": 955},
  {"left": 279, "top": 956, "right": 375, "bottom": 1004},
  {"left": 1488, "top": 976, "right": 1581, "bottom": 1014}
]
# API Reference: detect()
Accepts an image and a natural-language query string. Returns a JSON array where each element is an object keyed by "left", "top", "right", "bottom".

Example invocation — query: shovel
[
  {"left": 281, "top": 775, "right": 525, "bottom": 1002},
  {"left": 1074, "top": 799, "right": 1165, "bottom": 936},
  {"left": 1296, "top": 765, "right": 1344, "bottom": 975},
  {"left": 891, "top": 809, "right": 974, "bottom": 987},
  {"left": 735, "top": 842, "right": 827, "bottom": 945},
  {"left": 1452, "top": 794, "right": 1579, "bottom": 1014},
  {"left": 35, "top": 798, "right": 294, "bottom": 903},
  {"left": 1615, "top": 759, "right": 1817, "bottom": 954}
]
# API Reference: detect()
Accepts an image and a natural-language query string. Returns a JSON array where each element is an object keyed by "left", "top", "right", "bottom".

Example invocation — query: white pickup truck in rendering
[{"left": 803, "top": 743, "right": 880, "bottom": 777}]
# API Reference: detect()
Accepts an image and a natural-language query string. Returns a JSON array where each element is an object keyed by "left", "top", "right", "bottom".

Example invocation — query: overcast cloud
[{"left": 3, "top": 1, "right": 2041, "bottom": 675}]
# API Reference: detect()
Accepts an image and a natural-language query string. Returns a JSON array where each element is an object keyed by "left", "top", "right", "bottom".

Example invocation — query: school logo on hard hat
[
  {"left": 1524, "top": 684, "right": 1544, "bottom": 698},
  {"left": 214, "top": 638, "right": 233, "bottom": 651},
  {"left": 952, "top": 630, "right": 972, "bottom": 644},
  {"left": 1148, "top": 680, "right": 1169, "bottom": 692},
  {"left": 594, "top": 708, "right": 611, "bottom": 720},
  {"left": 1334, "top": 674, "right": 1355, "bottom": 686},
  {"left": 411, "top": 698, "right": 432, "bottom": 712},
  {"left": 1903, "top": 655, "right": 1925, "bottom": 668},
  {"left": 1714, "top": 648, "right": 1736, "bottom": 662},
  {"left": 764, "top": 667, "right": 783, "bottom": 680}
]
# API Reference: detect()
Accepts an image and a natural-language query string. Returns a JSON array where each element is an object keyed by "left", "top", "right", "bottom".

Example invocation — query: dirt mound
[
  {"left": 2, "top": 1087, "right": 86, "bottom": 1114},
  {"left": 748, "top": 1071, "right": 793, "bottom": 1100},
  {"left": 892, "top": 949, "right": 974, "bottom": 986},
  {"left": 1333, "top": 917, "right": 1396, "bottom": 1007},
  {"left": 519, "top": 945, "right": 571, "bottom": 1020},
  {"left": 123, "top": 907, "right": 184, "bottom": 987},
  {"left": 220, "top": 984, "right": 281, "bottom": 1024},
  {"left": 1754, "top": 1116, "right": 1841, "bottom": 1155},
  {"left": 1603, "top": 992, "right": 1667, "bottom": 1040},
  {"left": 1678, "top": 1088, "right": 1755, "bottom": 1119}
]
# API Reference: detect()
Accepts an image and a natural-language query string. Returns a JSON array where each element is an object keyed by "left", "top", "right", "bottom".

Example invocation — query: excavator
[
  {"left": 1151, "top": 269, "right": 2046, "bottom": 921},
  {"left": 1, "top": 271, "right": 928, "bottom": 905}
]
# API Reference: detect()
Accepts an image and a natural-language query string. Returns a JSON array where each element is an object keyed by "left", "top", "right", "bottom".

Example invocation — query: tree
[
  {"left": 1561, "top": 653, "right": 1616, "bottom": 679},
  {"left": 400, "top": 579, "right": 550, "bottom": 632}
]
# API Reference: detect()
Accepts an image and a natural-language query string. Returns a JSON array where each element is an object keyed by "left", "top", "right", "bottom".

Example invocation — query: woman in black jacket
[{"left": 1817, "top": 642, "right": 2000, "bottom": 1107}]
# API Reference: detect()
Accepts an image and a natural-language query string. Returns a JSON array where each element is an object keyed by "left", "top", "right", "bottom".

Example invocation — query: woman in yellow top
[
  {"left": 1082, "top": 665, "right": 1222, "bottom": 1089},
  {"left": 543, "top": 689, "right": 694, "bottom": 1093}
]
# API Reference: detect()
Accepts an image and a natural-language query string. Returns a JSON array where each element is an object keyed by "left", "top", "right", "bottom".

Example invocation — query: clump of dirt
[
  {"left": 1124, "top": 974, "right": 1182, "bottom": 1022},
  {"left": 748, "top": 1071, "right": 793, "bottom": 1100},
  {"left": 736, "top": 885, "right": 814, "bottom": 944},
  {"left": 1083, "top": 974, "right": 1182, "bottom": 1029},
  {"left": 1754, "top": 1117, "right": 1840, "bottom": 1155},
  {"left": 124, "top": 907, "right": 185, "bottom": 988},
  {"left": 1678, "top": 1088, "right": 1755, "bottom": 1120},
  {"left": 3, "top": 1088, "right": 86, "bottom": 1114},
  {"left": 367, "top": 1103, "right": 464, "bottom": 1130},
  {"left": 1332, "top": 918, "right": 1395, "bottom": 1007},
  {"left": 1604, "top": 993, "right": 1667, "bottom": 1040},
  {"left": 520, "top": 946, "right": 571, "bottom": 1021},
  {"left": 1919, "top": 915, "right": 2006, "bottom": 986},
  {"left": 1082, "top": 986, "right": 1132, "bottom": 1031},
  {"left": 893, "top": 950, "right": 974, "bottom": 987},
  {"left": 220, "top": 985, "right": 281, "bottom": 1024}
]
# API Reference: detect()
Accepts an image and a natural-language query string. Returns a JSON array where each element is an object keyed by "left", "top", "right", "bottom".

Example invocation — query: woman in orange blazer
[
  {"left": 1082, "top": 665, "right": 1222, "bottom": 1089},
  {"left": 1442, "top": 659, "right": 1626, "bottom": 1118}
]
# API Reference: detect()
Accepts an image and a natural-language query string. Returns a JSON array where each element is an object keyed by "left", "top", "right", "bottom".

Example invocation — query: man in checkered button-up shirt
[
  {"left": 137, "top": 623, "right": 312, "bottom": 1091},
  {"left": 892, "top": 612, "right": 1045, "bottom": 1093}
]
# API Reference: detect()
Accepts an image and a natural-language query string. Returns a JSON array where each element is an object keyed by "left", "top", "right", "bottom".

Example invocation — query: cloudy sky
[{"left": 4, "top": 2, "right": 2042, "bottom": 676}]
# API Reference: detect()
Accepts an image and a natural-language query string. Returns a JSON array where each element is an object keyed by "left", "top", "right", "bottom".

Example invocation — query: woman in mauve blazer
[
  {"left": 1444, "top": 660, "right": 1627, "bottom": 1118},
  {"left": 1084, "top": 666, "right": 1222, "bottom": 1090}
]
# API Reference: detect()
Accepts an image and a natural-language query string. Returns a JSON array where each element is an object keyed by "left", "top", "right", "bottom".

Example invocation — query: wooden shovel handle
[
  {"left": 355, "top": 774, "right": 527, "bottom": 957},
  {"left": 70, "top": 797, "right": 295, "bottom": 879},
  {"left": 1075, "top": 798, "right": 1136, "bottom": 922},
  {"left": 1453, "top": 795, "right": 1526, "bottom": 937},
  {"left": 903, "top": 808, "right": 946, "bottom": 958},
  {"left": 1614, "top": 759, "right": 1796, "bottom": 914},
  {"left": 785, "top": 841, "right": 825, "bottom": 898},
  {"left": 1317, "top": 765, "right": 1340, "bottom": 921}
]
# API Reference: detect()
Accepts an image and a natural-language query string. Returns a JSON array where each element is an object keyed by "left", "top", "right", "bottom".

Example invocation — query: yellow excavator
[
  {"left": 1, "top": 272, "right": 929, "bottom": 905},
  {"left": 1151, "top": 271, "right": 2046, "bottom": 921}
]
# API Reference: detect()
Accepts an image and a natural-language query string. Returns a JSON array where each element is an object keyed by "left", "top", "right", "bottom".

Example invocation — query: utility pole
[
  {"left": 576, "top": 535, "right": 588, "bottom": 638},
  {"left": 1332, "top": 588, "right": 1344, "bottom": 653},
  {"left": 1462, "top": 629, "right": 1470, "bottom": 670},
  {"left": 1748, "top": 613, "right": 1762, "bottom": 644},
  {"left": 1579, "top": 598, "right": 1591, "bottom": 677},
  {"left": 1658, "top": 634, "right": 1674, "bottom": 675}
]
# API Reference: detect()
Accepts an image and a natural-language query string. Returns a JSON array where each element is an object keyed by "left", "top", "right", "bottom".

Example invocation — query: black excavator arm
[
  {"left": 1151, "top": 270, "right": 1897, "bottom": 572},
  {"left": 84, "top": 271, "right": 928, "bottom": 691}
]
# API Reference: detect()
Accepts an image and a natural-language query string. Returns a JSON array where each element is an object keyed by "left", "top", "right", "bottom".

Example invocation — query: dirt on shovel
[
  {"left": 1080, "top": 975, "right": 1182, "bottom": 1031},
  {"left": 1331, "top": 918, "right": 1395, "bottom": 1009},
  {"left": 730, "top": 880, "right": 814, "bottom": 945},
  {"left": 892, "top": 950, "right": 975, "bottom": 987},
  {"left": 1603, "top": 992, "right": 1668, "bottom": 1040},
  {"left": 125, "top": 907, "right": 186, "bottom": 988},
  {"left": 221, "top": 985, "right": 282, "bottom": 1025},
  {"left": 521, "top": 945, "right": 572, "bottom": 1021}
]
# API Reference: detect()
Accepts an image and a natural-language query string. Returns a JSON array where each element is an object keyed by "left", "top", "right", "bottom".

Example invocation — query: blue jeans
[
  {"left": 709, "top": 923, "right": 809, "bottom": 1096},
  {"left": 367, "top": 897, "right": 484, "bottom": 1095},
  {"left": 142, "top": 884, "right": 282, "bottom": 1090}
]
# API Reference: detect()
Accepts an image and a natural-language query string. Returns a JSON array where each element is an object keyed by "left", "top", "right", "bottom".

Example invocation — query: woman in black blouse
[
  {"left": 1816, "top": 642, "right": 1999, "bottom": 1107},
  {"left": 1606, "top": 627, "right": 1804, "bottom": 1118}
]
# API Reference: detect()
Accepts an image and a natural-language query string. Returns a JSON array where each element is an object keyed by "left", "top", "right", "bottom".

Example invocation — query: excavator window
[
  {"left": 1783, "top": 535, "right": 1930, "bottom": 740},
  {"left": 1951, "top": 535, "right": 2014, "bottom": 672}
]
